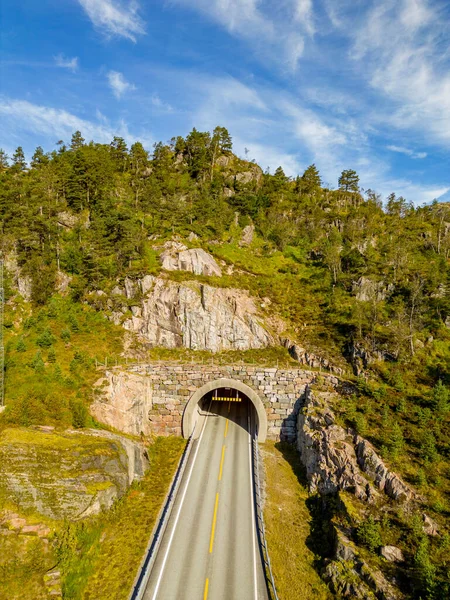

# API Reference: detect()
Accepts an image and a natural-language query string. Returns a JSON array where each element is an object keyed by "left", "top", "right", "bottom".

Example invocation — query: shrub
[
  {"left": 421, "top": 432, "right": 438, "bottom": 463},
  {"left": 356, "top": 516, "right": 382, "bottom": 552},
  {"left": 31, "top": 351, "right": 45, "bottom": 373},
  {"left": 70, "top": 399, "right": 89, "bottom": 428},
  {"left": 16, "top": 338, "right": 26, "bottom": 352},
  {"left": 61, "top": 329, "right": 71, "bottom": 342},
  {"left": 354, "top": 413, "right": 367, "bottom": 437},
  {"left": 36, "top": 328, "right": 55, "bottom": 348},
  {"left": 414, "top": 537, "right": 436, "bottom": 598}
]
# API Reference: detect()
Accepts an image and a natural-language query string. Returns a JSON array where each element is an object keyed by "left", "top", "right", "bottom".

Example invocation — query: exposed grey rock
[
  {"left": 160, "top": 241, "right": 222, "bottom": 277},
  {"left": 380, "top": 546, "right": 404, "bottom": 563},
  {"left": 111, "top": 285, "right": 125, "bottom": 296},
  {"left": 56, "top": 271, "right": 72, "bottom": 295},
  {"left": 297, "top": 389, "right": 378, "bottom": 501},
  {"left": 239, "top": 224, "right": 255, "bottom": 247},
  {"left": 353, "top": 277, "right": 393, "bottom": 302},
  {"left": 188, "top": 232, "right": 199, "bottom": 242},
  {"left": 283, "top": 338, "right": 345, "bottom": 376},
  {"left": 124, "top": 277, "right": 139, "bottom": 299},
  {"left": 0, "top": 428, "right": 148, "bottom": 521},
  {"left": 215, "top": 155, "right": 232, "bottom": 168},
  {"left": 234, "top": 165, "right": 263, "bottom": 186},
  {"left": 355, "top": 438, "right": 413, "bottom": 502},
  {"left": 223, "top": 187, "right": 235, "bottom": 198},
  {"left": 422, "top": 513, "right": 439, "bottom": 536},
  {"left": 121, "top": 277, "right": 273, "bottom": 352},
  {"left": 17, "top": 274, "right": 32, "bottom": 301},
  {"left": 297, "top": 389, "right": 413, "bottom": 503},
  {"left": 324, "top": 525, "right": 403, "bottom": 599},
  {"left": 56, "top": 211, "right": 78, "bottom": 228},
  {"left": 91, "top": 371, "right": 153, "bottom": 437}
]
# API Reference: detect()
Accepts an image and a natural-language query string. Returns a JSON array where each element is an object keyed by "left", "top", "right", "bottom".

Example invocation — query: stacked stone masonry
[{"left": 94, "top": 363, "right": 339, "bottom": 443}]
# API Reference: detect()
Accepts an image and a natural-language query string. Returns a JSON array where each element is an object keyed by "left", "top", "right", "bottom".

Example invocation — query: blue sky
[{"left": 1, "top": 0, "right": 450, "bottom": 203}]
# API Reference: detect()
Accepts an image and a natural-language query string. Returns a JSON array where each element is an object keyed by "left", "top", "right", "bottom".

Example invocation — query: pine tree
[
  {"left": 338, "top": 169, "right": 359, "bottom": 192},
  {"left": 70, "top": 131, "right": 85, "bottom": 150},
  {"left": 110, "top": 136, "right": 128, "bottom": 172},
  {"left": 12, "top": 146, "right": 26, "bottom": 171},
  {"left": 0, "top": 149, "right": 9, "bottom": 171},
  {"left": 31, "top": 146, "right": 49, "bottom": 168},
  {"left": 300, "top": 163, "right": 321, "bottom": 193}
]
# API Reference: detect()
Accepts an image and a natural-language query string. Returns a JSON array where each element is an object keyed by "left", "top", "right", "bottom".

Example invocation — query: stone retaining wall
[{"left": 93, "top": 363, "right": 340, "bottom": 443}]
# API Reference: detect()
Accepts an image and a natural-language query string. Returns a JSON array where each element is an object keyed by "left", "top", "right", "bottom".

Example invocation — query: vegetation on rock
[{"left": 1, "top": 127, "right": 449, "bottom": 598}]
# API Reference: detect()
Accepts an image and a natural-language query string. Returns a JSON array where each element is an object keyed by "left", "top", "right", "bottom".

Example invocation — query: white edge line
[
  {"left": 151, "top": 401, "right": 211, "bottom": 600},
  {"left": 248, "top": 411, "right": 258, "bottom": 600}
]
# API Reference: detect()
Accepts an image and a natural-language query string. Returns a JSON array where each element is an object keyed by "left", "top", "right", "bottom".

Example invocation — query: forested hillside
[{"left": 1, "top": 128, "right": 449, "bottom": 598}]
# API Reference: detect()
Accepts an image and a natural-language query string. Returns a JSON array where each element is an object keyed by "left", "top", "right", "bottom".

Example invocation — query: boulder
[
  {"left": 422, "top": 513, "right": 439, "bottom": 536},
  {"left": 160, "top": 241, "right": 222, "bottom": 277},
  {"left": 239, "top": 224, "right": 255, "bottom": 247},
  {"left": 380, "top": 546, "right": 404, "bottom": 563}
]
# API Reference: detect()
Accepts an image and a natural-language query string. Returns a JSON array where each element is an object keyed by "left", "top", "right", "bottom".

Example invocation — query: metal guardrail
[
  {"left": 129, "top": 433, "right": 195, "bottom": 600},
  {"left": 252, "top": 435, "right": 279, "bottom": 600}
]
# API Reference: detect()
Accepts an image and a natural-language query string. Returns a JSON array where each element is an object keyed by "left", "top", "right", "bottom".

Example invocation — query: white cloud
[
  {"left": 172, "top": 0, "right": 315, "bottom": 70},
  {"left": 387, "top": 145, "right": 427, "bottom": 159},
  {"left": 293, "top": 0, "right": 315, "bottom": 35},
  {"left": 151, "top": 93, "right": 173, "bottom": 111},
  {"left": 349, "top": 0, "right": 450, "bottom": 143},
  {"left": 77, "top": 0, "right": 145, "bottom": 41},
  {"left": 107, "top": 71, "right": 136, "bottom": 98},
  {"left": 54, "top": 54, "right": 79, "bottom": 72},
  {"left": 0, "top": 97, "right": 153, "bottom": 149}
]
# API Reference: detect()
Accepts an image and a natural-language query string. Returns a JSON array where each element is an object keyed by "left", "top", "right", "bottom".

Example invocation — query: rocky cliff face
[
  {"left": 92, "top": 371, "right": 152, "bottom": 437},
  {"left": 159, "top": 241, "right": 222, "bottom": 277},
  {"left": 119, "top": 276, "right": 273, "bottom": 352},
  {"left": 0, "top": 428, "right": 148, "bottom": 520},
  {"left": 297, "top": 388, "right": 413, "bottom": 502}
]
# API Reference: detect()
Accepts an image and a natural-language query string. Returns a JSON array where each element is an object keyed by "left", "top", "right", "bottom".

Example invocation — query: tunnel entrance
[{"left": 182, "top": 378, "right": 267, "bottom": 442}]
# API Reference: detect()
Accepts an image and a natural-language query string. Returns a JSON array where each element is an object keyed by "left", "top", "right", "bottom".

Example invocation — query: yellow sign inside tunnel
[{"left": 214, "top": 397, "right": 241, "bottom": 402}]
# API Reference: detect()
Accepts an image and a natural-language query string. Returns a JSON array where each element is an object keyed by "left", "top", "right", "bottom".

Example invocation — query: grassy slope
[
  {"left": 63, "top": 436, "right": 186, "bottom": 600},
  {"left": 262, "top": 441, "right": 332, "bottom": 600},
  {"left": 0, "top": 435, "right": 185, "bottom": 600},
  {"left": 2, "top": 296, "right": 123, "bottom": 428}
]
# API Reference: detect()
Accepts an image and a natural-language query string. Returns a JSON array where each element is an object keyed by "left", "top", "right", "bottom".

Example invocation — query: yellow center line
[
  {"left": 218, "top": 445, "right": 226, "bottom": 481},
  {"left": 209, "top": 492, "right": 219, "bottom": 553},
  {"left": 203, "top": 578, "right": 209, "bottom": 600},
  {"left": 224, "top": 420, "right": 229, "bottom": 438}
]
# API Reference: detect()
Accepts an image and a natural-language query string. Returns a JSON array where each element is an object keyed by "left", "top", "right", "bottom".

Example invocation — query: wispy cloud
[
  {"left": 107, "top": 71, "right": 136, "bottom": 98},
  {"left": 348, "top": 0, "right": 450, "bottom": 143},
  {"left": 172, "top": 0, "right": 315, "bottom": 70},
  {"left": 77, "top": 0, "right": 145, "bottom": 41},
  {"left": 294, "top": 0, "right": 315, "bottom": 35},
  {"left": 54, "top": 54, "right": 79, "bottom": 72},
  {"left": 0, "top": 97, "right": 152, "bottom": 148},
  {"left": 387, "top": 145, "right": 427, "bottom": 159},
  {"left": 150, "top": 93, "right": 173, "bottom": 112}
]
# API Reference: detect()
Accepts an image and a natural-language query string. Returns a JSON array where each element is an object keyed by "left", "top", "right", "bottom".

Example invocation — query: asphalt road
[{"left": 142, "top": 396, "right": 269, "bottom": 600}]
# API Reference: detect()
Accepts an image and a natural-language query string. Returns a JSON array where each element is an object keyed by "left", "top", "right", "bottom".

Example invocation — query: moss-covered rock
[{"left": 0, "top": 428, "right": 148, "bottom": 520}]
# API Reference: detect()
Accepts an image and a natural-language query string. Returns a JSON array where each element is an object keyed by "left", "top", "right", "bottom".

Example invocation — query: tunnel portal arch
[{"left": 182, "top": 378, "right": 267, "bottom": 442}]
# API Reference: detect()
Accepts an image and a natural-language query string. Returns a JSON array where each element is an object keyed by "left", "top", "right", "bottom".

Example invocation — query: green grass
[
  {"left": 0, "top": 534, "right": 55, "bottom": 600},
  {"left": 262, "top": 441, "right": 332, "bottom": 600},
  {"left": 59, "top": 436, "right": 186, "bottom": 600},
  {"left": 1, "top": 296, "right": 124, "bottom": 428}
]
